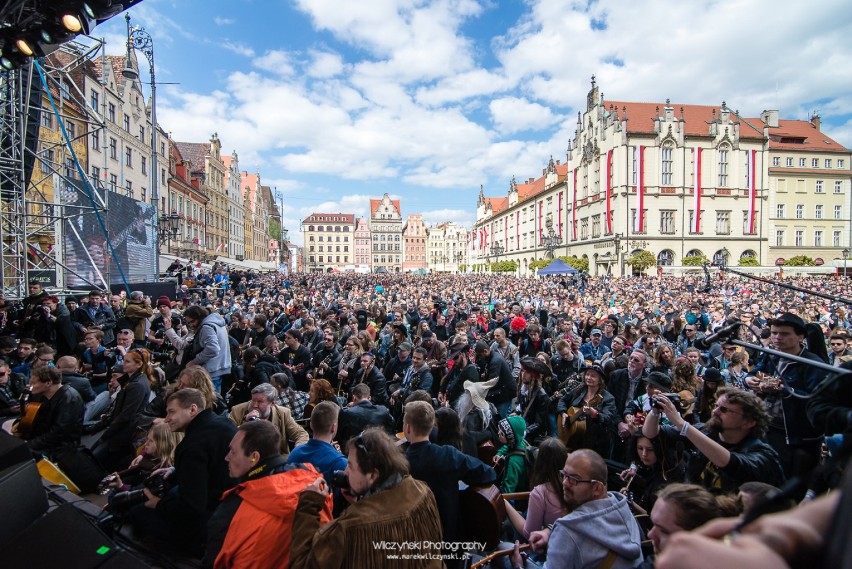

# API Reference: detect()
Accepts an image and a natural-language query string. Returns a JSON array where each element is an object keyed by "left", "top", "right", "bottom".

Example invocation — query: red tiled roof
[
  {"left": 174, "top": 142, "right": 209, "bottom": 173},
  {"left": 370, "top": 198, "right": 401, "bottom": 217},
  {"left": 605, "top": 100, "right": 765, "bottom": 140},
  {"left": 744, "top": 118, "right": 849, "bottom": 153},
  {"left": 303, "top": 213, "right": 355, "bottom": 223},
  {"left": 485, "top": 197, "right": 508, "bottom": 215}
]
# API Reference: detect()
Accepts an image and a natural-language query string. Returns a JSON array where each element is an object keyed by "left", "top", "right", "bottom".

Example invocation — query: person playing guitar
[{"left": 13, "top": 366, "right": 85, "bottom": 456}]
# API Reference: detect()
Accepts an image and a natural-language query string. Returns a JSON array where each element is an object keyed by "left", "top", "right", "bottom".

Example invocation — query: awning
[{"left": 215, "top": 256, "right": 253, "bottom": 270}]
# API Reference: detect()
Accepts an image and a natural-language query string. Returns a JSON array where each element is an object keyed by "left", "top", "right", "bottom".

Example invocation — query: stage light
[
  {"left": 82, "top": 3, "right": 97, "bottom": 20},
  {"left": 40, "top": 29, "right": 54, "bottom": 44},
  {"left": 0, "top": 57, "right": 14, "bottom": 70},
  {"left": 15, "top": 39, "right": 33, "bottom": 56},
  {"left": 61, "top": 14, "right": 83, "bottom": 32}
]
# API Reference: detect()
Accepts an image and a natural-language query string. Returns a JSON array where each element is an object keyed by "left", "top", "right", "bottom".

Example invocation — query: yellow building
[{"left": 175, "top": 134, "right": 228, "bottom": 260}]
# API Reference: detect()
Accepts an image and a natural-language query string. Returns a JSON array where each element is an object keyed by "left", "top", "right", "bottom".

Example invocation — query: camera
[
  {"left": 651, "top": 393, "right": 682, "bottom": 410},
  {"left": 107, "top": 471, "right": 174, "bottom": 512},
  {"left": 332, "top": 469, "right": 349, "bottom": 491}
]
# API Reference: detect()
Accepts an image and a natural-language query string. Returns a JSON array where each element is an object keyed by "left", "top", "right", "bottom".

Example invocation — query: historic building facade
[
  {"left": 402, "top": 214, "right": 427, "bottom": 272},
  {"left": 474, "top": 79, "right": 784, "bottom": 275},
  {"left": 301, "top": 213, "right": 356, "bottom": 272},
  {"left": 426, "top": 222, "right": 468, "bottom": 273},
  {"left": 354, "top": 217, "right": 372, "bottom": 270},
  {"left": 369, "top": 193, "right": 403, "bottom": 273},
  {"left": 222, "top": 151, "right": 245, "bottom": 260},
  {"left": 165, "top": 140, "right": 207, "bottom": 260},
  {"left": 175, "top": 134, "right": 228, "bottom": 259}
]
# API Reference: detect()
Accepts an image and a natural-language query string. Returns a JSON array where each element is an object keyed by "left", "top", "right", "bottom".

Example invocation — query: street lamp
[
  {"left": 613, "top": 233, "right": 623, "bottom": 276},
  {"left": 843, "top": 248, "right": 848, "bottom": 277},
  {"left": 158, "top": 211, "right": 180, "bottom": 246},
  {"left": 122, "top": 14, "right": 159, "bottom": 272},
  {"left": 542, "top": 218, "right": 562, "bottom": 259}
]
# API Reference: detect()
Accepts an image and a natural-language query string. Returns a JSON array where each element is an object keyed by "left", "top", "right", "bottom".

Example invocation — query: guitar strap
[{"left": 596, "top": 550, "right": 618, "bottom": 569}]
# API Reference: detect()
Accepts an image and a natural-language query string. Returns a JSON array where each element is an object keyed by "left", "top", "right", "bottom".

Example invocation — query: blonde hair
[
  {"left": 177, "top": 367, "right": 217, "bottom": 409},
  {"left": 147, "top": 422, "right": 183, "bottom": 468}
]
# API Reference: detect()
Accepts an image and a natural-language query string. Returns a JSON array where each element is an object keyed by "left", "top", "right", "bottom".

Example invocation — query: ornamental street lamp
[
  {"left": 490, "top": 241, "right": 504, "bottom": 269},
  {"left": 843, "top": 248, "right": 848, "bottom": 277},
  {"left": 613, "top": 233, "right": 623, "bottom": 277},
  {"left": 158, "top": 211, "right": 180, "bottom": 246},
  {"left": 542, "top": 218, "right": 562, "bottom": 259},
  {"left": 122, "top": 14, "right": 159, "bottom": 272}
]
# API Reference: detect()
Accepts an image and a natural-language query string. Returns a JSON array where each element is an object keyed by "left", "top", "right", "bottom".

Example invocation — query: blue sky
[{"left": 90, "top": 0, "right": 852, "bottom": 246}]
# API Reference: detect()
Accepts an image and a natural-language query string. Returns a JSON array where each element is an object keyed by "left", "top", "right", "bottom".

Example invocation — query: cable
[{"left": 33, "top": 59, "right": 131, "bottom": 293}]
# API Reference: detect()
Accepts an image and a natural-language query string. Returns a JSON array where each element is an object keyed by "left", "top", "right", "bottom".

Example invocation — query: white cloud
[
  {"left": 252, "top": 50, "right": 296, "bottom": 77},
  {"left": 214, "top": 17, "right": 235, "bottom": 26},
  {"left": 221, "top": 41, "right": 255, "bottom": 58},
  {"left": 489, "top": 96, "right": 560, "bottom": 134},
  {"left": 307, "top": 50, "right": 344, "bottom": 78}
]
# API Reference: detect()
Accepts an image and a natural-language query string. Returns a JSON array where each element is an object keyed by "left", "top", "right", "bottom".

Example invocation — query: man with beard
[
  {"left": 277, "top": 329, "right": 313, "bottom": 391},
  {"left": 643, "top": 386, "right": 784, "bottom": 493},
  {"left": 307, "top": 327, "right": 342, "bottom": 388},
  {"left": 522, "top": 449, "right": 644, "bottom": 568}
]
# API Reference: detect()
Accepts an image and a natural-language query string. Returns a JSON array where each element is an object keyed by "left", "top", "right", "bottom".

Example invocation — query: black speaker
[
  {"left": 110, "top": 281, "right": 177, "bottom": 301},
  {"left": 0, "top": 460, "right": 48, "bottom": 550},
  {"left": 0, "top": 503, "right": 123, "bottom": 568},
  {"left": 0, "top": 430, "right": 32, "bottom": 472}
]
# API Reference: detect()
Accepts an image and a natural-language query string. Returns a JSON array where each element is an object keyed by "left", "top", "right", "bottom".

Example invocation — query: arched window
[
  {"left": 657, "top": 250, "right": 674, "bottom": 266},
  {"left": 686, "top": 249, "right": 703, "bottom": 258},
  {"left": 718, "top": 145, "right": 729, "bottom": 187},
  {"left": 712, "top": 249, "right": 729, "bottom": 266},
  {"left": 335, "top": 226, "right": 341, "bottom": 232},
  {"left": 741, "top": 250, "right": 757, "bottom": 260},
  {"left": 326, "top": 226, "right": 333, "bottom": 232}
]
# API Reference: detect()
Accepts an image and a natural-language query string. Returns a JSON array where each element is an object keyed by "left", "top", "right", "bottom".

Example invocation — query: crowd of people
[{"left": 0, "top": 265, "right": 850, "bottom": 568}]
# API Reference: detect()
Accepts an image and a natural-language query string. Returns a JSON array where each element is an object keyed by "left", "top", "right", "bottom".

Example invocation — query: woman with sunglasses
[{"left": 92, "top": 348, "right": 156, "bottom": 472}]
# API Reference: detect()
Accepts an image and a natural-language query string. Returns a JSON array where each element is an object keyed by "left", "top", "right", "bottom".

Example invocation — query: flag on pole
[
  {"left": 572, "top": 169, "right": 578, "bottom": 240},
  {"left": 747, "top": 149, "right": 756, "bottom": 234},
  {"left": 692, "top": 147, "right": 702, "bottom": 233},
  {"left": 637, "top": 146, "right": 645, "bottom": 232},
  {"left": 558, "top": 191, "right": 563, "bottom": 236},
  {"left": 538, "top": 202, "right": 543, "bottom": 244},
  {"left": 604, "top": 150, "right": 612, "bottom": 234}
]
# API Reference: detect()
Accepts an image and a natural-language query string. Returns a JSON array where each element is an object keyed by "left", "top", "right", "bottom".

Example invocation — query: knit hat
[
  {"left": 498, "top": 415, "right": 527, "bottom": 449},
  {"left": 65, "top": 295, "right": 79, "bottom": 305},
  {"left": 463, "top": 377, "right": 498, "bottom": 411},
  {"left": 156, "top": 295, "right": 172, "bottom": 308}
]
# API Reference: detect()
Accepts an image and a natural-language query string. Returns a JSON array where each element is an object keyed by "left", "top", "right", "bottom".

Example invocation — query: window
[
  {"left": 660, "top": 210, "right": 675, "bottom": 234},
  {"left": 834, "top": 231, "right": 842, "bottom": 247},
  {"left": 139, "top": 126, "right": 145, "bottom": 141},
  {"left": 825, "top": 159, "right": 832, "bottom": 168},
  {"left": 812, "top": 158, "right": 819, "bottom": 168},
  {"left": 91, "top": 130, "right": 100, "bottom": 151},
  {"left": 716, "top": 211, "right": 730, "bottom": 234},
  {"left": 786, "top": 157, "right": 793, "bottom": 167},
  {"left": 776, "top": 204, "right": 785, "bottom": 218},
  {"left": 815, "top": 204, "right": 824, "bottom": 219},
  {"left": 836, "top": 181, "right": 843, "bottom": 194},
  {"left": 839, "top": 159, "right": 845, "bottom": 168},
  {"left": 124, "top": 180, "right": 132, "bottom": 197},
  {"left": 796, "top": 204, "right": 804, "bottom": 219},
  {"left": 799, "top": 158, "right": 806, "bottom": 167},
  {"left": 688, "top": 210, "right": 696, "bottom": 233},
  {"left": 775, "top": 230, "right": 784, "bottom": 246},
  {"left": 795, "top": 230, "right": 804, "bottom": 247},
  {"left": 40, "top": 111, "right": 52, "bottom": 128},
  {"left": 109, "top": 138, "right": 117, "bottom": 159},
  {"left": 661, "top": 147, "right": 673, "bottom": 185},
  {"left": 109, "top": 174, "right": 117, "bottom": 192},
  {"left": 743, "top": 211, "right": 755, "bottom": 234},
  {"left": 319, "top": 256, "right": 323, "bottom": 263},
  {"left": 125, "top": 147, "right": 132, "bottom": 167},
  {"left": 773, "top": 157, "right": 780, "bottom": 167},
  {"left": 108, "top": 103, "right": 116, "bottom": 123},
  {"left": 141, "top": 187, "right": 146, "bottom": 203},
  {"left": 591, "top": 214, "right": 601, "bottom": 238},
  {"left": 631, "top": 147, "right": 637, "bottom": 184},
  {"left": 91, "top": 166, "right": 100, "bottom": 182},
  {"left": 835, "top": 205, "right": 842, "bottom": 219},
  {"left": 816, "top": 180, "right": 824, "bottom": 193},
  {"left": 141, "top": 156, "right": 147, "bottom": 175},
  {"left": 657, "top": 250, "right": 674, "bottom": 266},
  {"left": 67, "top": 122, "right": 76, "bottom": 139},
  {"left": 814, "top": 231, "right": 823, "bottom": 247},
  {"left": 123, "top": 115, "right": 130, "bottom": 131},
  {"left": 718, "top": 149, "right": 728, "bottom": 186},
  {"left": 90, "top": 89, "right": 99, "bottom": 110}
]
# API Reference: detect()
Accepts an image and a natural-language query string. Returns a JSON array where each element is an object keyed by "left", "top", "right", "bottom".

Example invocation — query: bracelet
[
  {"left": 679, "top": 422, "right": 690, "bottom": 437},
  {"left": 545, "top": 523, "right": 554, "bottom": 531}
]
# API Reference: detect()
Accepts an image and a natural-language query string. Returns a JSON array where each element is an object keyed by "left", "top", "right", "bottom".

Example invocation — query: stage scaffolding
[{"left": 0, "top": 38, "right": 113, "bottom": 300}]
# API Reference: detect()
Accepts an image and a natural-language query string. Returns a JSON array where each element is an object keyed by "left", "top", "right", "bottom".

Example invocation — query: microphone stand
[
  {"left": 711, "top": 325, "right": 841, "bottom": 375},
  {"left": 720, "top": 265, "right": 852, "bottom": 306}
]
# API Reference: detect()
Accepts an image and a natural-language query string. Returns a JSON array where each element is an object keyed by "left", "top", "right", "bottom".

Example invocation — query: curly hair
[
  {"left": 716, "top": 386, "right": 770, "bottom": 439},
  {"left": 309, "top": 378, "right": 336, "bottom": 404},
  {"left": 672, "top": 357, "right": 701, "bottom": 393}
]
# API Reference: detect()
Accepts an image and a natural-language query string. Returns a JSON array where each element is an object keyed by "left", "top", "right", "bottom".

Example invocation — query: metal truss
[{"left": 0, "top": 38, "right": 110, "bottom": 300}]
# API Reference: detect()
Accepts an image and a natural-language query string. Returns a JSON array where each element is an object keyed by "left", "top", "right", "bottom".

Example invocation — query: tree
[
  {"left": 268, "top": 219, "right": 283, "bottom": 242},
  {"left": 783, "top": 255, "right": 816, "bottom": 266},
  {"left": 625, "top": 250, "right": 656, "bottom": 273},
  {"left": 491, "top": 260, "right": 517, "bottom": 273},
  {"left": 558, "top": 255, "right": 589, "bottom": 273},
  {"left": 738, "top": 257, "right": 759, "bottom": 267},
  {"left": 683, "top": 254, "right": 708, "bottom": 267},
  {"left": 529, "top": 259, "right": 549, "bottom": 271}
]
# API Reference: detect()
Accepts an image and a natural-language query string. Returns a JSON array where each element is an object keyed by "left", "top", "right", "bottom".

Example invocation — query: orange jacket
[{"left": 214, "top": 463, "right": 332, "bottom": 569}]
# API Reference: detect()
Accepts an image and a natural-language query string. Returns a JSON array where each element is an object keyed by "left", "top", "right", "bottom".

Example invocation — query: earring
[{"left": 251, "top": 458, "right": 256, "bottom": 462}]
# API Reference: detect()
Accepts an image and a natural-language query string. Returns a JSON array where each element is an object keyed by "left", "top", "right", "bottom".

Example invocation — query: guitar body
[
  {"left": 558, "top": 392, "right": 603, "bottom": 449},
  {"left": 14, "top": 400, "right": 42, "bottom": 440},
  {"left": 460, "top": 484, "right": 506, "bottom": 550}
]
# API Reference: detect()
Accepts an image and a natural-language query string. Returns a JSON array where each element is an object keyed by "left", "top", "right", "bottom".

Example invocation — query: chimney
[
  {"left": 811, "top": 113, "right": 821, "bottom": 131},
  {"left": 760, "top": 110, "right": 779, "bottom": 128}
]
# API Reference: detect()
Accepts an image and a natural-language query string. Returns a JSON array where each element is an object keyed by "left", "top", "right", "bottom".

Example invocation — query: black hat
[
  {"left": 520, "top": 357, "right": 551, "bottom": 377},
  {"left": 447, "top": 340, "right": 470, "bottom": 360},
  {"left": 392, "top": 323, "right": 408, "bottom": 336},
  {"left": 64, "top": 295, "right": 79, "bottom": 305},
  {"left": 583, "top": 364, "right": 607, "bottom": 383},
  {"left": 645, "top": 371, "right": 673, "bottom": 391},
  {"left": 768, "top": 312, "right": 806, "bottom": 335},
  {"left": 703, "top": 367, "right": 723, "bottom": 384}
]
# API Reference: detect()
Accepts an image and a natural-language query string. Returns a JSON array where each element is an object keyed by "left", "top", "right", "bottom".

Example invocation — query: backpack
[{"left": 509, "top": 445, "right": 538, "bottom": 472}]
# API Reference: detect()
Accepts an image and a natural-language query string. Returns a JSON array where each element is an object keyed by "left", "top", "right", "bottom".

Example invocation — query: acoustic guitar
[
  {"left": 558, "top": 392, "right": 603, "bottom": 449},
  {"left": 13, "top": 386, "right": 41, "bottom": 440},
  {"left": 460, "top": 484, "right": 506, "bottom": 551}
]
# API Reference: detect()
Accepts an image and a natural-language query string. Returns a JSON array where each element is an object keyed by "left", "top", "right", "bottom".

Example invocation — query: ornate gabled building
[
  {"left": 369, "top": 193, "right": 403, "bottom": 273},
  {"left": 354, "top": 217, "right": 371, "bottom": 270},
  {"left": 175, "top": 134, "right": 228, "bottom": 259},
  {"left": 165, "top": 139, "right": 207, "bottom": 260},
  {"left": 475, "top": 78, "right": 773, "bottom": 275},
  {"left": 222, "top": 150, "right": 245, "bottom": 260}
]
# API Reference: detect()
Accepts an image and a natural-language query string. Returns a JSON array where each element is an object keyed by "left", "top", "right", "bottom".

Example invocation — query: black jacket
[
  {"left": 61, "top": 370, "right": 96, "bottom": 403},
  {"left": 351, "top": 365, "right": 388, "bottom": 406},
  {"left": 156, "top": 409, "right": 237, "bottom": 547},
  {"left": 477, "top": 351, "right": 517, "bottom": 405},
  {"left": 277, "top": 345, "right": 313, "bottom": 391},
  {"left": 28, "top": 384, "right": 84, "bottom": 456},
  {"left": 100, "top": 371, "right": 151, "bottom": 451},
  {"left": 517, "top": 386, "right": 549, "bottom": 444},
  {"left": 337, "top": 400, "right": 394, "bottom": 444},
  {"left": 445, "top": 363, "right": 480, "bottom": 406},
  {"left": 406, "top": 440, "right": 495, "bottom": 543}
]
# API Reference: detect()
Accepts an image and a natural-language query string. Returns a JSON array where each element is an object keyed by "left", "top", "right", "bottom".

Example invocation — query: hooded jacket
[
  {"left": 496, "top": 415, "right": 528, "bottom": 493},
  {"left": 546, "top": 491, "right": 644, "bottom": 569},
  {"left": 204, "top": 459, "right": 332, "bottom": 569},
  {"left": 193, "top": 312, "right": 232, "bottom": 378}
]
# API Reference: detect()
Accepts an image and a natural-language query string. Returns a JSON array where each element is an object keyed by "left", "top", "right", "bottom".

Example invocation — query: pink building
[
  {"left": 402, "top": 214, "right": 427, "bottom": 271},
  {"left": 354, "top": 217, "right": 372, "bottom": 271}
]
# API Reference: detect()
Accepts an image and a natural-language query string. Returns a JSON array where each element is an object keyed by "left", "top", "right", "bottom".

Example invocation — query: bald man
[{"left": 56, "top": 356, "right": 96, "bottom": 403}]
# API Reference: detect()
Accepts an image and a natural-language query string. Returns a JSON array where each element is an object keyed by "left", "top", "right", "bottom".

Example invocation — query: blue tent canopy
[{"left": 537, "top": 259, "right": 579, "bottom": 275}]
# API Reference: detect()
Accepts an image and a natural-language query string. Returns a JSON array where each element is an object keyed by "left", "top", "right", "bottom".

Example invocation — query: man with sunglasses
[
  {"left": 523, "top": 449, "right": 644, "bottom": 568},
  {"left": 643, "top": 387, "right": 783, "bottom": 493}
]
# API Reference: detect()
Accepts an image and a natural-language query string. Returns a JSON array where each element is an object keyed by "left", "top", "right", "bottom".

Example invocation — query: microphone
[{"left": 694, "top": 320, "right": 741, "bottom": 350}]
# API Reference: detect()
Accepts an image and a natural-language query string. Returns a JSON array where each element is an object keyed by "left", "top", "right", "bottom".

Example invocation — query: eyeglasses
[
  {"left": 558, "top": 471, "right": 600, "bottom": 486},
  {"left": 713, "top": 403, "right": 743, "bottom": 416},
  {"left": 38, "top": 358, "right": 53, "bottom": 363}
]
